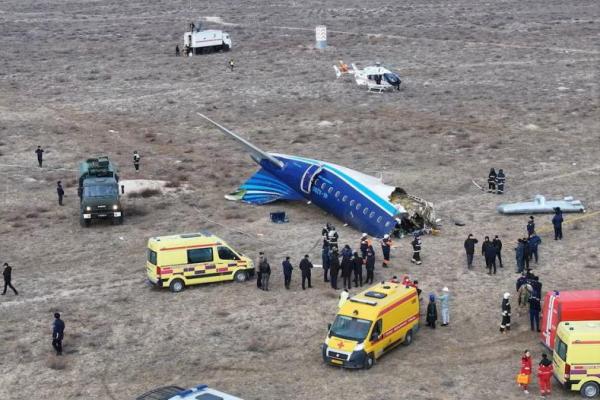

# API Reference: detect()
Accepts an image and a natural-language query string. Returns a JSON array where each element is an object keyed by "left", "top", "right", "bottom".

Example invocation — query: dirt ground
[{"left": 1, "top": 0, "right": 599, "bottom": 399}]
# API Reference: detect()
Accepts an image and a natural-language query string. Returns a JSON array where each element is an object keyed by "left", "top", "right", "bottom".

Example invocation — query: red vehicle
[{"left": 540, "top": 290, "right": 600, "bottom": 349}]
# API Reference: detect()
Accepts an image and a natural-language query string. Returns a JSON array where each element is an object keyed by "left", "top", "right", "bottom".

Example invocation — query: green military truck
[{"left": 78, "top": 156, "right": 123, "bottom": 227}]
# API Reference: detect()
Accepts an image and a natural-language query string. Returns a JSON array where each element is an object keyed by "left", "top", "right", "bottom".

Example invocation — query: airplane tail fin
[{"left": 198, "top": 113, "right": 284, "bottom": 169}]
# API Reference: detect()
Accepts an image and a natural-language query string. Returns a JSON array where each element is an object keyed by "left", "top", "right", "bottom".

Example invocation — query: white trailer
[{"left": 183, "top": 27, "right": 232, "bottom": 55}]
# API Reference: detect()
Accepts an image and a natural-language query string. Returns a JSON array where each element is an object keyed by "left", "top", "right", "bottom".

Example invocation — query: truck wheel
[
  {"left": 223, "top": 44, "right": 230, "bottom": 52},
  {"left": 581, "top": 382, "right": 600, "bottom": 398},
  {"left": 169, "top": 279, "right": 184, "bottom": 293},
  {"left": 403, "top": 329, "right": 413, "bottom": 346},
  {"left": 80, "top": 218, "right": 91, "bottom": 227},
  {"left": 363, "top": 353, "right": 374, "bottom": 369},
  {"left": 112, "top": 216, "right": 124, "bottom": 225},
  {"left": 234, "top": 271, "right": 247, "bottom": 282}
]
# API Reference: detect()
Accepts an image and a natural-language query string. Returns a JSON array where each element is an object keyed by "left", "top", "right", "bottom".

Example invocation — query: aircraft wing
[{"left": 197, "top": 113, "right": 284, "bottom": 169}]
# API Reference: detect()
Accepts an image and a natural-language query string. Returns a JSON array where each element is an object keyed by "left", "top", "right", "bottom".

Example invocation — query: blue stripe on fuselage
[{"left": 276, "top": 154, "right": 398, "bottom": 216}]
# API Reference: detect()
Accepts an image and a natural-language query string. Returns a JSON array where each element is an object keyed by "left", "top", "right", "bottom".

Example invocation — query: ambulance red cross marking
[{"left": 336, "top": 341, "right": 345, "bottom": 349}]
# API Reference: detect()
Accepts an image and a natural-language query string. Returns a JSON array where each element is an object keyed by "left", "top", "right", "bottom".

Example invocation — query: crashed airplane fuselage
[{"left": 199, "top": 114, "right": 435, "bottom": 238}]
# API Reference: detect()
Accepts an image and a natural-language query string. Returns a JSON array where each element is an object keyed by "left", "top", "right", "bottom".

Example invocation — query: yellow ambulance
[
  {"left": 553, "top": 321, "right": 600, "bottom": 398},
  {"left": 146, "top": 232, "right": 254, "bottom": 292},
  {"left": 322, "top": 280, "right": 420, "bottom": 369}
]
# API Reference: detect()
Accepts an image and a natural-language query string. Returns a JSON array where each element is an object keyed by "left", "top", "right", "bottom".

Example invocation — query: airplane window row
[{"left": 317, "top": 179, "right": 393, "bottom": 226}]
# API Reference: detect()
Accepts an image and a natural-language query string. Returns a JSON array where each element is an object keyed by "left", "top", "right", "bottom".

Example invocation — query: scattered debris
[{"left": 497, "top": 195, "right": 585, "bottom": 214}]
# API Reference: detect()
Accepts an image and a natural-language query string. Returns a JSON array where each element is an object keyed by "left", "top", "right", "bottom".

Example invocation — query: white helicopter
[{"left": 352, "top": 62, "right": 401, "bottom": 92}]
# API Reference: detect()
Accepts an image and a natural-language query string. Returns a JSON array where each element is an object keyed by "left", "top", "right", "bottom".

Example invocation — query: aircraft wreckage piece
[
  {"left": 199, "top": 113, "right": 437, "bottom": 238},
  {"left": 497, "top": 195, "right": 585, "bottom": 215}
]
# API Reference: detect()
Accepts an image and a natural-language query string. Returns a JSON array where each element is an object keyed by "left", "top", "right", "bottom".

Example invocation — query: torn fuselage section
[{"left": 389, "top": 187, "right": 439, "bottom": 234}]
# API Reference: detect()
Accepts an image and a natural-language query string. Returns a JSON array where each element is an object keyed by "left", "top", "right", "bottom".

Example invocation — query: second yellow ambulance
[{"left": 322, "top": 280, "right": 420, "bottom": 369}]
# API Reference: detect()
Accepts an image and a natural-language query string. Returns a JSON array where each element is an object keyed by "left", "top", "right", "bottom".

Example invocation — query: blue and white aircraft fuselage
[{"left": 200, "top": 114, "right": 433, "bottom": 238}]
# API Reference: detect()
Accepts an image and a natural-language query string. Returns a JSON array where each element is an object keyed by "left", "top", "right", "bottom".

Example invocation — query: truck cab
[{"left": 78, "top": 157, "right": 123, "bottom": 226}]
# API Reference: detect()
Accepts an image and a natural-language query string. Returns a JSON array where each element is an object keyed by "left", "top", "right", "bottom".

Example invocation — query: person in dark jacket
[
  {"left": 526, "top": 216, "right": 535, "bottom": 236},
  {"left": 516, "top": 271, "right": 528, "bottom": 291},
  {"left": 329, "top": 250, "right": 340, "bottom": 289},
  {"left": 528, "top": 293, "right": 541, "bottom": 332},
  {"left": 321, "top": 226, "right": 331, "bottom": 282},
  {"left": 552, "top": 208, "right": 564, "bottom": 240},
  {"left": 2, "top": 263, "right": 18, "bottom": 295},
  {"left": 365, "top": 245, "right": 376, "bottom": 284},
  {"left": 175, "top": 44, "right": 180, "bottom": 56},
  {"left": 496, "top": 169, "right": 506, "bottom": 194},
  {"left": 35, "top": 146, "right": 44, "bottom": 167},
  {"left": 341, "top": 246, "right": 353, "bottom": 290},
  {"left": 488, "top": 168, "right": 497, "bottom": 193},
  {"left": 426, "top": 294, "right": 438, "bottom": 328},
  {"left": 299, "top": 254, "right": 313, "bottom": 290},
  {"left": 411, "top": 234, "right": 422, "bottom": 265},
  {"left": 528, "top": 233, "right": 541, "bottom": 264},
  {"left": 282, "top": 257, "right": 293, "bottom": 289},
  {"left": 523, "top": 237, "right": 531, "bottom": 270},
  {"left": 381, "top": 234, "right": 392, "bottom": 268},
  {"left": 500, "top": 292, "right": 511, "bottom": 333},
  {"left": 256, "top": 252, "right": 265, "bottom": 289},
  {"left": 464, "top": 234, "right": 478, "bottom": 269},
  {"left": 259, "top": 258, "right": 271, "bottom": 291},
  {"left": 52, "top": 313, "right": 65, "bottom": 355},
  {"left": 352, "top": 252, "right": 363, "bottom": 287},
  {"left": 483, "top": 237, "right": 497, "bottom": 274},
  {"left": 56, "top": 181, "right": 65, "bottom": 206},
  {"left": 492, "top": 235, "right": 503, "bottom": 268},
  {"left": 515, "top": 239, "right": 525, "bottom": 273},
  {"left": 133, "top": 151, "right": 141, "bottom": 171}
]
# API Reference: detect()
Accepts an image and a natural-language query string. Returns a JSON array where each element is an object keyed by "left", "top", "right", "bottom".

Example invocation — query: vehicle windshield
[
  {"left": 84, "top": 184, "right": 118, "bottom": 197},
  {"left": 330, "top": 315, "right": 372, "bottom": 342}
]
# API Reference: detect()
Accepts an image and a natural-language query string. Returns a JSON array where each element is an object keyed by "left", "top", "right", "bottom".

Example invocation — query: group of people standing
[
  {"left": 464, "top": 233, "right": 503, "bottom": 273},
  {"left": 487, "top": 168, "right": 506, "bottom": 194},
  {"left": 518, "top": 350, "right": 554, "bottom": 398}
]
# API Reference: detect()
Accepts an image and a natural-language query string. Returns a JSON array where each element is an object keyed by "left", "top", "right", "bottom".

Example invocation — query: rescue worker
[
  {"left": 518, "top": 350, "right": 532, "bottom": 394},
  {"left": 328, "top": 226, "right": 339, "bottom": 253},
  {"left": 133, "top": 151, "right": 141, "bottom": 171},
  {"left": 338, "top": 288, "right": 349, "bottom": 308},
  {"left": 492, "top": 235, "right": 503, "bottom": 268},
  {"left": 359, "top": 233, "right": 369, "bottom": 260},
  {"left": 35, "top": 146, "right": 44, "bottom": 167},
  {"left": 528, "top": 233, "right": 541, "bottom": 264},
  {"left": 2, "top": 263, "right": 18, "bottom": 296},
  {"left": 537, "top": 354, "right": 553, "bottom": 398},
  {"left": 523, "top": 237, "right": 531, "bottom": 270},
  {"left": 528, "top": 291, "right": 541, "bottom": 332},
  {"left": 482, "top": 236, "right": 497, "bottom": 274},
  {"left": 282, "top": 256, "right": 293, "bottom": 290},
  {"left": 496, "top": 169, "right": 506, "bottom": 194},
  {"left": 340, "top": 246, "right": 353, "bottom": 290},
  {"left": 464, "top": 234, "right": 478, "bottom": 269},
  {"left": 259, "top": 257, "right": 271, "bottom": 291},
  {"left": 365, "top": 245, "right": 375, "bottom": 284},
  {"left": 299, "top": 254, "right": 313, "bottom": 290},
  {"left": 381, "top": 234, "right": 392, "bottom": 268},
  {"left": 552, "top": 207, "right": 564, "bottom": 240},
  {"left": 438, "top": 287, "right": 450, "bottom": 326},
  {"left": 426, "top": 294, "right": 438, "bottom": 329},
  {"left": 526, "top": 216, "right": 535, "bottom": 236},
  {"left": 228, "top": 59, "right": 234, "bottom": 72},
  {"left": 256, "top": 252, "right": 264, "bottom": 289},
  {"left": 411, "top": 234, "right": 422, "bottom": 265},
  {"left": 321, "top": 226, "right": 331, "bottom": 282},
  {"left": 56, "top": 181, "right": 65, "bottom": 206},
  {"left": 329, "top": 249, "right": 340, "bottom": 290},
  {"left": 352, "top": 252, "right": 363, "bottom": 287},
  {"left": 487, "top": 168, "right": 497, "bottom": 193},
  {"left": 515, "top": 239, "right": 525, "bottom": 273},
  {"left": 500, "top": 292, "right": 512, "bottom": 333},
  {"left": 175, "top": 45, "right": 180, "bottom": 56},
  {"left": 52, "top": 313, "right": 65, "bottom": 356}
]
